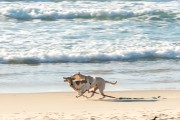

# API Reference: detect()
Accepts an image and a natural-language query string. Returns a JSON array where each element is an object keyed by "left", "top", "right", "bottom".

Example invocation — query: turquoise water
[{"left": 0, "top": 0, "right": 179, "bottom": 93}]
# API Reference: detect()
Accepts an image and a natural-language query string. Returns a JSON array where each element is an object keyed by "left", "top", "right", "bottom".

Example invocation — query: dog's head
[
  {"left": 63, "top": 77, "right": 76, "bottom": 87},
  {"left": 63, "top": 77, "right": 75, "bottom": 82},
  {"left": 70, "top": 72, "right": 86, "bottom": 81}
]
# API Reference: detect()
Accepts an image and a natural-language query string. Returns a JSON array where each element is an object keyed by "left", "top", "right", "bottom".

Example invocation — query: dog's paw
[
  {"left": 85, "top": 96, "right": 89, "bottom": 99},
  {"left": 99, "top": 96, "right": 105, "bottom": 99}
]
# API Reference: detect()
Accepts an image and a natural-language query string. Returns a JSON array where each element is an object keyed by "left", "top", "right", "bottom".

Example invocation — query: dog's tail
[{"left": 105, "top": 81, "right": 117, "bottom": 85}]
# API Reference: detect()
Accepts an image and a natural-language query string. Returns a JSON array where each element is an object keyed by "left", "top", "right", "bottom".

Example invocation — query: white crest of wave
[
  {"left": 0, "top": 45, "right": 179, "bottom": 64},
  {"left": 0, "top": 1, "right": 179, "bottom": 20}
]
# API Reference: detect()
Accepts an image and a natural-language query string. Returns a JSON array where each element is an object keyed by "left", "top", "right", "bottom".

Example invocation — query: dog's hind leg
[
  {"left": 98, "top": 85, "right": 106, "bottom": 99},
  {"left": 99, "top": 91, "right": 105, "bottom": 99}
]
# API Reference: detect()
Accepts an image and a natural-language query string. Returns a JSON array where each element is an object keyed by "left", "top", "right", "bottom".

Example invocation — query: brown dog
[{"left": 70, "top": 72, "right": 117, "bottom": 99}]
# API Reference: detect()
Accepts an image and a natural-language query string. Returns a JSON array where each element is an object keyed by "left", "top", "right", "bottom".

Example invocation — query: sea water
[{"left": 0, "top": 0, "right": 180, "bottom": 93}]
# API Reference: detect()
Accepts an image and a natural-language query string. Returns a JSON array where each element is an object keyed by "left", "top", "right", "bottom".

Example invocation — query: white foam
[
  {"left": 0, "top": 1, "right": 179, "bottom": 64},
  {"left": 0, "top": 1, "right": 179, "bottom": 20},
  {"left": 0, "top": 40, "right": 179, "bottom": 64}
]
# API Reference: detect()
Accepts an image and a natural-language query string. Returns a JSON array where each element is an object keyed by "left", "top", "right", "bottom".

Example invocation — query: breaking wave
[
  {"left": 0, "top": 1, "right": 179, "bottom": 21},
  {"left": 0, "top": 48, "right": 180, "bottom": 64},
  {"left": 1, "top": 8, "right": 178, "bottom": 21}
]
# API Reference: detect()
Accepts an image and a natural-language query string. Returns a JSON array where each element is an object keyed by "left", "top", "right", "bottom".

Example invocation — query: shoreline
[{"left": 0, "top": 90, "right": 180, "bottom": 120}]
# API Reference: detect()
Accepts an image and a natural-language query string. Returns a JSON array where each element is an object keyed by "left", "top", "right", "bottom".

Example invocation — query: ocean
[{"left": 0, "top": 0, "right": 179, "bottom": 93}]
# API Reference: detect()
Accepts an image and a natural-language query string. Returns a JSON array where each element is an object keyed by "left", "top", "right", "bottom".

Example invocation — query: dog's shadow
[{"left": 93, "top": 98, "right": 159, "bottom": 102}]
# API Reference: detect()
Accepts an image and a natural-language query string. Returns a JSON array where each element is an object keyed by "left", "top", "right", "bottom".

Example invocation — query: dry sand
[{"left": 0, "top": 90, "right": 180, "bottom": 120}]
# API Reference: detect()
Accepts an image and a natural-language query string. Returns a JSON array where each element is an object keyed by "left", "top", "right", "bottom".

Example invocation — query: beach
[
  {"left": 0, "top": 0, "right": 180, "bottom": 119},
  {"left": 0, "top": 0, "right": 180, "bottom": 93},
  {"left": 0, "top": 90, "right": 180, "bottom": 120}
]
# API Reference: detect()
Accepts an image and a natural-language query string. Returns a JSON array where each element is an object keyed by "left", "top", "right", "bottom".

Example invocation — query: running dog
[
  {"left": 63, "top": 77, "right": 90, "bottom": 98},
  {"left": 70, "top": 72, "right": 117, "bottom": 99}
]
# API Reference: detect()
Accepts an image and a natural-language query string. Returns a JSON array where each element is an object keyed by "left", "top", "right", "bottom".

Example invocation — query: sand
[{"left": 0, "top": 90, "right": 180, "bottom": 120}]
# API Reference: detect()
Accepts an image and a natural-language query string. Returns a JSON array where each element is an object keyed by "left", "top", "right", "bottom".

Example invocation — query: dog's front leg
[
  {"left": 76, "top": 91, "right": 89, "bottom": 99},
  {"left": 75, "top": 90, "right": 81, "bottom": 98},
  {"left": 76, "top": 90, "right": 84, "bottom": 98},
  {"left": 76, "top": 95, "right": 80, "bottom": 98}
]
